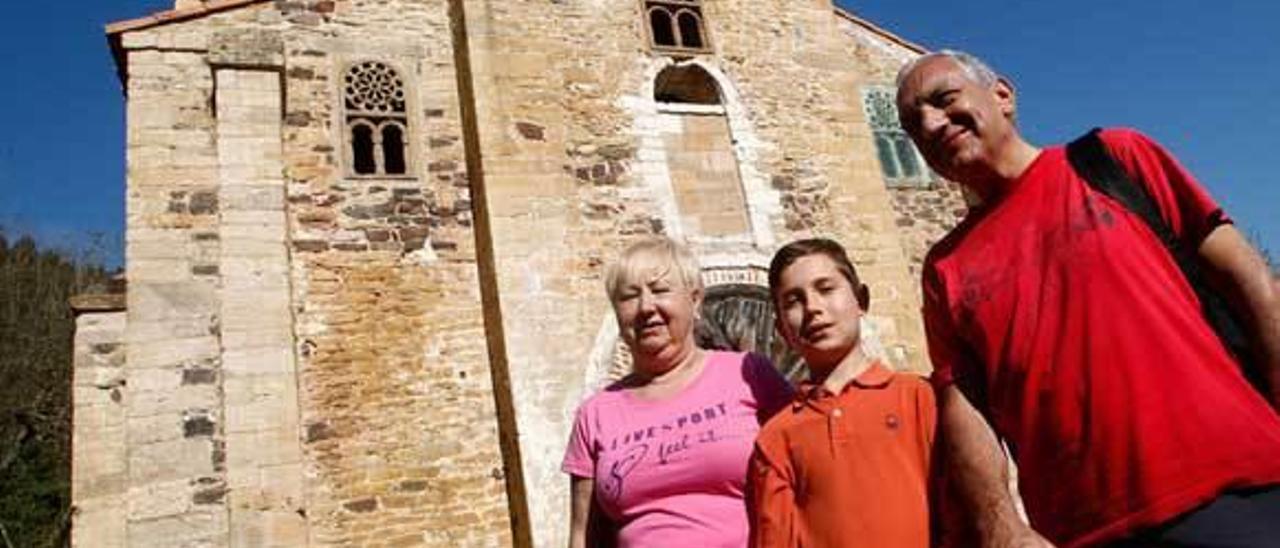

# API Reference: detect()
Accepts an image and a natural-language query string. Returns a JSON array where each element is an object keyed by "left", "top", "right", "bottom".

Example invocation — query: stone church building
[{"left": 71, "top": 0, "right": 966, "bottom": 546}]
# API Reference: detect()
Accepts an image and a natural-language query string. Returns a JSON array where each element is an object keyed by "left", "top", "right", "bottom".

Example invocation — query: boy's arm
[
  {"left": 938, "top": 385, "right": 1054, "bottom": 548},
  {"left": 748, "top": 446, "right": 797, "bottom": 548}
]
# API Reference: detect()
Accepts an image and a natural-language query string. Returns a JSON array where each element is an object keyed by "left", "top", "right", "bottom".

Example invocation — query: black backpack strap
[
  {"left": 1065, "top": 128, "right": 1182, "bottom": 250},
  {"left": 1065, "top": 128, "right": 1258, "bottom": 384}
]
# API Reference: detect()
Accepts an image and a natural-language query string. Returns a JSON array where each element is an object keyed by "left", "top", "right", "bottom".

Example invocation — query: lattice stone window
[
  {"left": 644, "top": 0, "right": 712, "bottom": 54},
  {"left": 862, "top": 87, "right": 931, "bottom": 187},
  {"left": 343, "top": 61, "right": 410, "bottom": 177}
]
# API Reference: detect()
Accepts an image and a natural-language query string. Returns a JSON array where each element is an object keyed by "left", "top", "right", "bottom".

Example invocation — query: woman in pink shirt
[{"left": 563, "top": 237, "right": 793, "bottom": 548}]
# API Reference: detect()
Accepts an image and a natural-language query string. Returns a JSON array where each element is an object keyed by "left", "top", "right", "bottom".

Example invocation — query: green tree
[
  {"left": 1246, "top": 230, "right": 1278, "bottom": 277},
  {"left": 0, "top": 231, "right": 112, "bottom": 548}
]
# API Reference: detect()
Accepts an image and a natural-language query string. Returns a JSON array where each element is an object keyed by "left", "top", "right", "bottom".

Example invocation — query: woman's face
[{"left": 611, "top": 264, "right": 703, "bottom": 368}]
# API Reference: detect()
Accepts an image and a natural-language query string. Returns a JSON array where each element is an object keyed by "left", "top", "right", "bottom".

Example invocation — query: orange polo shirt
[{"left": 749, "top": 361, "right": 936, "bottom": 548}]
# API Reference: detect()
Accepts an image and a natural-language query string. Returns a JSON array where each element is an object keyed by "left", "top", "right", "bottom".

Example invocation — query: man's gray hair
[{"left": 895, "top": 49, "right": 1000, "bottom": 89}]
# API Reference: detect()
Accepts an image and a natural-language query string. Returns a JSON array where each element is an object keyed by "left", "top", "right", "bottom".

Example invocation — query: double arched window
[
  {"left": 644, "top": 0, "right": 711, "bottom": 53},
  {"left": 344, "top": 61, "right": 410, "bottom": 177}
]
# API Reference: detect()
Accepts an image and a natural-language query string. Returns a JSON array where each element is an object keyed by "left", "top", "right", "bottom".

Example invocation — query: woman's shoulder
[
  {"left": 711, "top": 350, "right": 796, "bottom": 411},
  {"left": 572, "top": 379, "right": 634, "bottom": 416},
  {"left": 703, "top": 350, "right": 770, "bottom": 382},
  {"left": 703, "top": 349, "right": 769, "bottom": 370}
]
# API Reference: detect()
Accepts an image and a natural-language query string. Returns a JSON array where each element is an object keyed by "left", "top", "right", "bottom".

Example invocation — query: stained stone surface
[{"left": 75, "top": 1, "right": 966, "bottom": 546}]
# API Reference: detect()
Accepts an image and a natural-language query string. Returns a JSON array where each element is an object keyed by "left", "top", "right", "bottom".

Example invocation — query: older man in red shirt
[{"left": 896, "top": 50, "right": 1280, "bottom": 547}]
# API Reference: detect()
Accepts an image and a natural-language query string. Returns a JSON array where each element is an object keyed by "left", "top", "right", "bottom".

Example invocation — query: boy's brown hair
[{"left": 767, "top": 238, "right": 862, "bottom": 306}]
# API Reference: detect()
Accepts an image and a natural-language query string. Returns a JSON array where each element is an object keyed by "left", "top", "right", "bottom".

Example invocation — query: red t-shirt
[{"left": 923, "top": 128, "right": 1280, "bottom": 546}]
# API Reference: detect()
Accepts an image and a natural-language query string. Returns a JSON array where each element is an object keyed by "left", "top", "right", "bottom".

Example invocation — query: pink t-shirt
[{"left": 563, "top": 351, "right": 793, "bottom": 548}]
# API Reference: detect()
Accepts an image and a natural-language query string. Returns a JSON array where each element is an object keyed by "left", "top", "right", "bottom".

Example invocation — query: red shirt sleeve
[
  {"left": 562, "top": 402, "right": 596, "bottom": 478},
  {"left": 1099, "top": 128, "right": 1231, "bottom": 246},
  {"left": 922, "top": 262, "right": 974, "bottom": 392}
]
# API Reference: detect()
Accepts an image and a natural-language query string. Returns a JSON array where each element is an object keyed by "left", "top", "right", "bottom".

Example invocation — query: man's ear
[
  {"left": 993, "top": 76, "right": 1017, "bottom": 119},
  {"left": 855, "top": 283, "right": 871, "bottom": 312}
]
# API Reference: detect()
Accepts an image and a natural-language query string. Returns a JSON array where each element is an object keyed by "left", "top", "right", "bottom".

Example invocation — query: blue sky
[
  {"left": 845, "top": 0, "right": 1279, "bottom": 256},
  {"left": 1, "top": 1, "right": 1276, "bottom": 268}
]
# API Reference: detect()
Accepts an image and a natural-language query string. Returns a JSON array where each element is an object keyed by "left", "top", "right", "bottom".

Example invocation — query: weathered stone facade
[{"left": 75, "top": 1, "right": 965, "bottom": 546}]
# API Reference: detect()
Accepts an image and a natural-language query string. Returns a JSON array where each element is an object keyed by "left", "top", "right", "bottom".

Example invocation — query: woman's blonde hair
[{"left": 604, "top": 237, "right": 703, "bottom": 300}]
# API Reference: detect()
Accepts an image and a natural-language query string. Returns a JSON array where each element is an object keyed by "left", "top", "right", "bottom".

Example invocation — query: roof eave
[
  {"left": 832, "top": 5, "right": 928, "bottom": 55},
  {"left": 105, "top": 0, "right": 270, "bottom": 36},
  {"left": 105, "top": 0, "right": 272, "bottom": 90}
]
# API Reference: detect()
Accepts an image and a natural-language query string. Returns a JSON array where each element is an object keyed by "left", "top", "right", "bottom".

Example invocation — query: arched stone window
[
  {"left": 651, "top": 64, "right": 750, "bottom": 239},
  {"left": 644, "top": 0, "right": 711, "bottom": 54},
  {"left": 653, "top": 64, "right": 721, "bottom": 104},
  {"left": 343, "top": 61, "right": 411, "bottom": 177},
  {"left": 862, "top": 86, "right": 931, "bottom": 187},
  {"left": 696, "top": 284, "right": 805, "bottom": 383}
]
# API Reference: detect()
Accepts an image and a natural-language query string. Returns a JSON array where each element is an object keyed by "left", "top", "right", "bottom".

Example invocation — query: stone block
[
  {"left": 128, "top": 384, "right": 219, "bottom": 419},
  {"left": 221, "top": 346, "right": 294, "bottom": 376},
  {"left": 71, "top": 494, "right": 127, "bottom": 548},
  {"left": 220, "top": 210, "right": 288, "bottom": 230},
  {"left": 127, "top": 316, "right": 216, "bottom": 344},
  {"left": 127, "top": 412, "right": 186, "bottom": 446},
  {"left": 127, "top": 508, "right": 228, "bottom": 546},
  {"left": 209, "top": 30, "right": 284, "bottom": 68},
  {"left": 128, "top": 439, "right": 218, "bottom": 490},
  {"left": 228, "top": 509, "right": 309, "bottom": 548},
  {"left": 225, "top": 428, "right": 302, "bottom": 469},
  {"left": 127, "top": 336, "right": 220, "bottom": 369},
  {"left": 221, "top": 185, "right": 286, "bottom": 212},
  {"left": 224, "top": 391, "right": 297, "bottom": 434},
  {"left": 128, "top": 281, "right": 217, "bottom": 319},
  {"left": 219, "top": 328, "right": 293, "bottom": 351}
]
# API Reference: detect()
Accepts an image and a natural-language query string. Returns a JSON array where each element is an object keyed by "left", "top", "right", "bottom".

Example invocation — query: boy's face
[{"left": 773, "top": 254, "right": 868, "bottom": 371}]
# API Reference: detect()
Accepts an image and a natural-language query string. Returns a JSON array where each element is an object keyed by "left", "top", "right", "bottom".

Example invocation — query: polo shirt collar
[
  {"left": 792, "top": 361, "right": 894, "bottom": 410},
  {"left": 851, "top": 361, "right": 894, "bottom": 389}
]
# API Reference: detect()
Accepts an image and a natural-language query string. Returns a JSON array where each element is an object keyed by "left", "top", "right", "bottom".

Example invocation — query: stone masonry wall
[
  {"left": 95, "top": 2, "right": 970, "bottom": 546},
  {"left": 460, "top": 1, "right": 930, "bottom": 545},
  {"left": 71, "top": 308, "right": 128, "bottom": 548},
  {"left": 834, "top": 15, "right": 969, "bottom": 280},
  {"left": 708, "top": 1, "right": 928, "bottom": 371},
  {"left": 212, "top": 66, "right": 308, "bottom": 546},
  {"left": 106, "top": 1, "right": 513, "bottom": 546},
  {"left": 121, "top": 40, "right": 231, "bottom": 546}
]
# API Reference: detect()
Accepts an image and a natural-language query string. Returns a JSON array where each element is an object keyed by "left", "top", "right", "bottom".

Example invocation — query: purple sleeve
[
  {"left": 744, "top": 353, "right": 795, "bottom": 422},
  {"left": 561, "top": 402, "right": 596, "bottom": 478}
]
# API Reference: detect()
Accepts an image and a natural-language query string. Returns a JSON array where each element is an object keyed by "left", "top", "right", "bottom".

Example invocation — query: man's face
[{"left": 896, "top": 56, "right": 1016, "bottom": 183}]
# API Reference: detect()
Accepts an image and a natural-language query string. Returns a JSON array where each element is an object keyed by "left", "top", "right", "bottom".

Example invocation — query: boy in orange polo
[{"left": 750, "top": 238, "right": 936, "bottom": 548}]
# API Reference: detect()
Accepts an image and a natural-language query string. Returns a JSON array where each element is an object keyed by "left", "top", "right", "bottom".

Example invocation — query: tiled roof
[{"left": 105, "top": 0, "right": 269, "bottom": 36}]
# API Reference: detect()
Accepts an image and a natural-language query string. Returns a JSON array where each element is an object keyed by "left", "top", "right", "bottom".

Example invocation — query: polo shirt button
[
  {"left": 832, "top": 408, "right": 843, "bottom": 418},
  {"left": 885, "top": 414, "right": 900, "bottom": 430}
]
